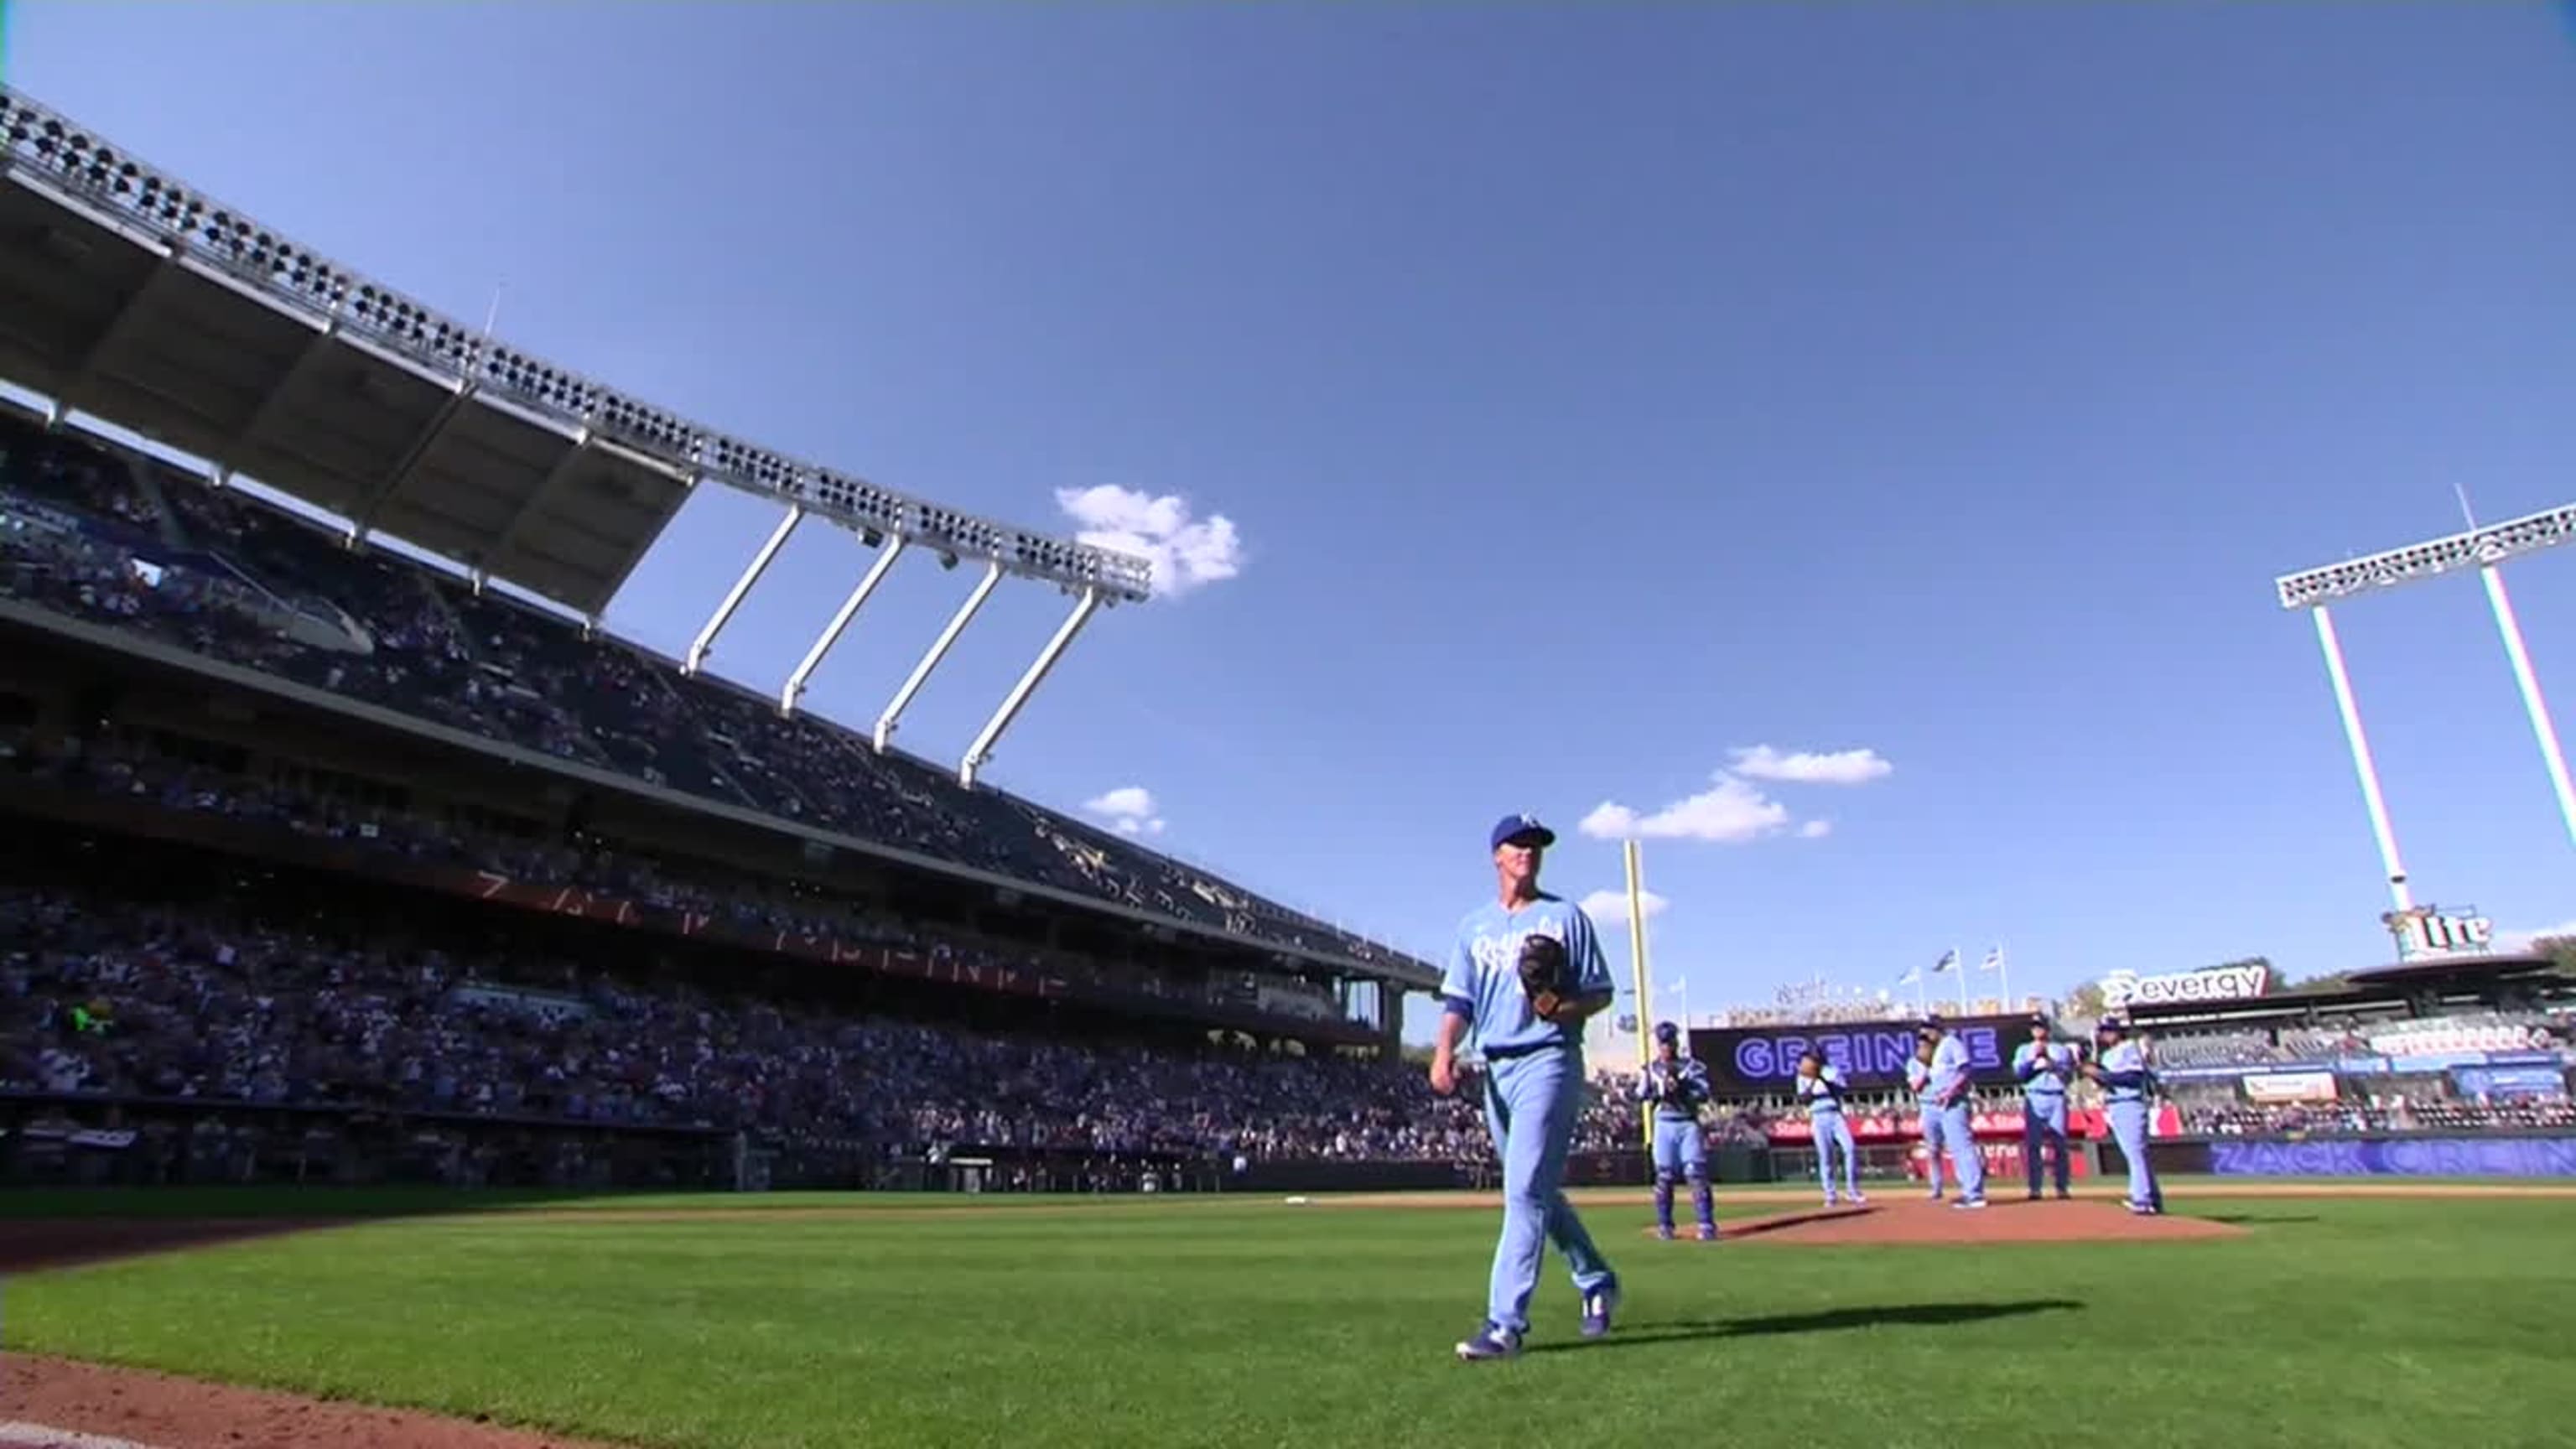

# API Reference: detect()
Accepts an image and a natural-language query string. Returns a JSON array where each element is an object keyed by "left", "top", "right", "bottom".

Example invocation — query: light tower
[{"left": 2275, "top": 502, "right": 2576, "bottom": 950}]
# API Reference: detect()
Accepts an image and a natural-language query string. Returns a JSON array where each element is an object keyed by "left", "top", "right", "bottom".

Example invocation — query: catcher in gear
[
  {"left": 1431, "top": 813, "right": 1622, "bottom": 1360},
  {"left": 1637, "top": 1021, "right": 1718, "bottom": 1239}
]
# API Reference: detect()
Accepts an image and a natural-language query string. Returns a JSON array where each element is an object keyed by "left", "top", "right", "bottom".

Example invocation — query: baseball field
[{"left": 2, "top": 1182, "right": 2571, "bottom": 1449}]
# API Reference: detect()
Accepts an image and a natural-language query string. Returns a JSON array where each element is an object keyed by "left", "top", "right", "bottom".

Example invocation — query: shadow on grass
[
  {"left": 1525, "top": 1297, "right": 2082, "bottom": 1353},
  {"left": 1718, "top": 1206, "right": 1872, "bottom": 1239},
  {"left": 2201, "top": 1213, "right": 2320, "bottom": 1226}
]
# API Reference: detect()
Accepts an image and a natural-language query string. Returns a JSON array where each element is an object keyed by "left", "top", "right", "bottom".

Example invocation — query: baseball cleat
[
  {"left": 1850, "top": 1192, "right": 1868, "bottom": 1204},
  {"left": 1655, "top": 1224, "right": 1675, "bottom": 1240},
  {"left": 1951, "top": 1197, "right": 1988, "bottom": 1211},
  {"left": 1456, "top": 1325, "right": 1522, "bottom": 1361},
  {"left": 1580, "top": 1283, "right": 1620, "bottom": 1338},
  {"left": 1696, "top": 1223, "right": 1718, "bottom": 1242}
]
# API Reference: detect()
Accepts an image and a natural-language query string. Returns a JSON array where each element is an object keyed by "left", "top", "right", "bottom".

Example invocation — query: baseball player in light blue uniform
[
  {"left": 1433, "top": 813, "right": 1621, "bottom": 1362},
  {"left": 2085, "top": 1016, "right": 2164, "bottom": 1215},
  {"left": 2013, "top": 1019, "right": 2076, "bottom": 1201},
  {"left": 1636, "top": 1021, "right": 1717, "bottom": 1241},
  {"left": 1903, "top": 1037, "right": 1950, "bottom": 1200},
  {"left": 1794, "top": 1048, "right": 1865, "bottom": 1206},
  {"left": 1920, "top": 1020, "right": 1987, "bottom": 1209}
]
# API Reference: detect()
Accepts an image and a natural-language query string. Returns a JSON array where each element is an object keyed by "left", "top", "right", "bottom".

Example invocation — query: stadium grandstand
[
  {"left": 2105, "top": 953, "right": 2575, "bottom": 1138},
  {"left": 0, "top": 86, "right": 1613, "bottom": 1192}
]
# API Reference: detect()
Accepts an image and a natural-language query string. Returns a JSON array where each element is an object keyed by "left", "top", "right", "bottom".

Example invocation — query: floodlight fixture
[
  {"left": 2275, "top": 502, "right": 2576, "bottom": 610},
  {"left": 2276, "top": 500, "right": 2576, "bottom": 932}
]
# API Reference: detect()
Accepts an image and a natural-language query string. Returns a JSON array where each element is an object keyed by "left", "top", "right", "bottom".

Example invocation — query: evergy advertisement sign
[{"left": 2100, "top": 963, "right": 2272, "bottom": 1012}]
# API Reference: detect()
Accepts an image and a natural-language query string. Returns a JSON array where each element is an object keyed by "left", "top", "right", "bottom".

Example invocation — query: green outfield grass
[{"left": 5, "top": 1187, "right": 2573, "bottom": 1449}]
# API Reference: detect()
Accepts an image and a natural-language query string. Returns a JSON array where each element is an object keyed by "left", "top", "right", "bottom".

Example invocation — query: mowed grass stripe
[{"left": 7, "top": 1197, "right": 2574, "bottom": 1449}]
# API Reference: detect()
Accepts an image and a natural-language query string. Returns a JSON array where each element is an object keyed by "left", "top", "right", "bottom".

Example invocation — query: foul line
[{"left": 0, "top": 1422, "right": 164, "bottom": 1449}]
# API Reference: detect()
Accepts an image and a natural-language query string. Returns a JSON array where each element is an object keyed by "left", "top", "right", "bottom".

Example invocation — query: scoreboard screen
[{"left": 1686, "top": 1014, "right": 2039, "bottom": 1097}]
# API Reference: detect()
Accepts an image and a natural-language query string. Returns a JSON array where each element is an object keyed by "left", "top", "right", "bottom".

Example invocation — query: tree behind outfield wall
[{"left": 2528, "top": 937, "right": 2576, "bottom": 979}]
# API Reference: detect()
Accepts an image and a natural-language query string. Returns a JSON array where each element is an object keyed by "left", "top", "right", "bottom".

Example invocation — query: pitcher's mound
[{"left": 1642, "top": 1195, "right": 2244, "bottom": 1245}]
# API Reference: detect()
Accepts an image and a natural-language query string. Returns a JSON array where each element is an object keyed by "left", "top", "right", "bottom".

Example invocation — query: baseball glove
[{"left": 1517, "top": 932, "right": 1571, "bottom": 1019}]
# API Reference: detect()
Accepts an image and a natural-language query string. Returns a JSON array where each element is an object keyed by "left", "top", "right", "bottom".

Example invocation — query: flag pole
[
  {"left": 1999, "top": 943, "right": 2012, "bottom": 1012},
  {"left": 1623, "top": 838, "right": 1654, "bottom": 1156},
  {"left": 1955, "top": 944, "right": 1969, "bottom": 1013}
]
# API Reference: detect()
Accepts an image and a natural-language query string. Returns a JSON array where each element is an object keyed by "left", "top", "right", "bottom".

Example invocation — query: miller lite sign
[
  {"left": 2387, "top": 908, "right": 2494, "bottom": 957},
  {"left": 2099, "top": 962, "right": 2272, "bottom": 1012}
]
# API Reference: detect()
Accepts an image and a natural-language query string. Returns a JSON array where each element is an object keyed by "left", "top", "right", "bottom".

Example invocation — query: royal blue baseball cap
[{"left": 1490, "top": 813, "right": 1555, "bottom": 852}]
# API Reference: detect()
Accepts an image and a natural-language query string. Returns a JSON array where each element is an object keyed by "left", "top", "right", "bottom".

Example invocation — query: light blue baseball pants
[
  {"left": 1919, "top": 1105, "right": 1949, "bottom": 1197},
  {"left": 1650, "top": 1115, "right": 1714, "bottom": 1233},
  {"left": 2107, "top": 1098, "right": 2162, "bottom": 1211},
  {"left": 1481, "top": 1046, "right": 1616, "bottom": 1333},
  {"left": 2023, "top": 1094, "right": 2070, "bottom": 1195},
  {"left": 1811, "top": 1109, "right": 1861, "bottom": 1200},
  {"left": 1936, "top": 1100, "right": 1986, "bottom": 1202}
]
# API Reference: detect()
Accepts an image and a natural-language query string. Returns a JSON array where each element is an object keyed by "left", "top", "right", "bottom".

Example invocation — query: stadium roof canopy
[
  {"left": 2342, "top": 953, "right": 2563, "bottom": 992},
  {"left": 0, "top": 87, "right": 1151, "bottom": 621},
  {"left": 2120, "top": 952, "right": 2567, "bottom": 1026}
]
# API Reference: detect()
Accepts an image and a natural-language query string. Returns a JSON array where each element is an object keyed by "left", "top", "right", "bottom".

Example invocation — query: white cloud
[
  {"left": 1083, "top": 785, "right": 1166, "bottom": 837},
  {"left": 1053, "top": 484, "right": 1244, "bottom": 600},
  {"left": 1580, "top": 888, "right": 1670, "bottom": 931},
  {"left": 1730, "top": 745, "right": 1894, "bottom": 786},
  {"left": 1579, "top": 774, "right": 1792, "bottom": 844},
  {"left": 1580, "top": 743, "right": 1888, "bottom": 845}
]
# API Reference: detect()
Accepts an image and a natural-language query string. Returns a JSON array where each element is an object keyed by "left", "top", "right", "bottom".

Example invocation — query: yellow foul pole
[{"left": 1624, "top": 838, "right": 1654, "bottom": 1153}]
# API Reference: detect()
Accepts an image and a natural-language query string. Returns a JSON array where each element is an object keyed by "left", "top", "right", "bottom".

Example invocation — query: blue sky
[{"left": 13, "top": 3, "right": 2576, "bottom": 1044}]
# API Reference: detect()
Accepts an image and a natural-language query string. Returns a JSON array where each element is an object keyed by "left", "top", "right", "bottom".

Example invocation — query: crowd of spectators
[
  {"left": 2185, "top": 1098, "right": 2576, "bottom": 1136},
  {"left": 0, "top": 851, "right": 1665, "bottom": 1165},
  {"left": 0, "top": 412, "right": 1415, "bottom": 974},
  {"left": 0, "top": 726, "right": 1674, "bottom": 1165}
]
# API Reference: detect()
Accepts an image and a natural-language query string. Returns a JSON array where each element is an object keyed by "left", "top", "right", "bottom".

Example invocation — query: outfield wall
[
  {"left": 2141, "top": 1134, "right": 2576, "bottom": 1179},
  {"left": 13, "top": 1090, "right": 2576, "bottom": 1194}
]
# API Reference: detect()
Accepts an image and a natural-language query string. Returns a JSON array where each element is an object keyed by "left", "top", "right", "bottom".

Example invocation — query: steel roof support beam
[
  {"left": 959, "top": 586, "right": 1099, "bottom": 789},
  {"left": 211, "top": 321, "right": 339, "bottom": 486},
  {"left": 481, "top": 432, "right": 591, "bottom": 582},
  {"left": 350, "top": 380, "right": 477, "bottom": 543},
  {"left": 781, "top": 536, "right": 907, "bottom": 717},
  {"left": 683, "top": 504, "right": 802, "bottom": 677},
  {"left": 875, "top": 559, "right": 1001, "bottom": 753},
  {"left": 48, "top": 247, "right": 179, "bottom": 426}
]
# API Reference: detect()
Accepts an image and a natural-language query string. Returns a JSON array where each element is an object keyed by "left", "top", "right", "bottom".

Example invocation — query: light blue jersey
[
  {"left": 2095, "top": 1033, "right": 2163, "bottom": 1213},
  {"left": 1926, "top": 1034, "right": 1973, "bottom": 1105},
  {"left": 1440, "top": 893, "right": 1613, "bottom": 1057},
  {"left": 1795, "top": 1062, "right": 1850, "bottom": 1115},
  {"left": 1799, "top": 1063, "right": 1863, "bottom": 1204},
  {"left": 1925, "top": 1033, "right": 1987, "bottom": 1204},
  {"left": 2014, "top": 1038, "right": 2075, "bottom": 1197},
  {"left": 2014, "top": 1040, "right": 2075, "bottom": 1102}
]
